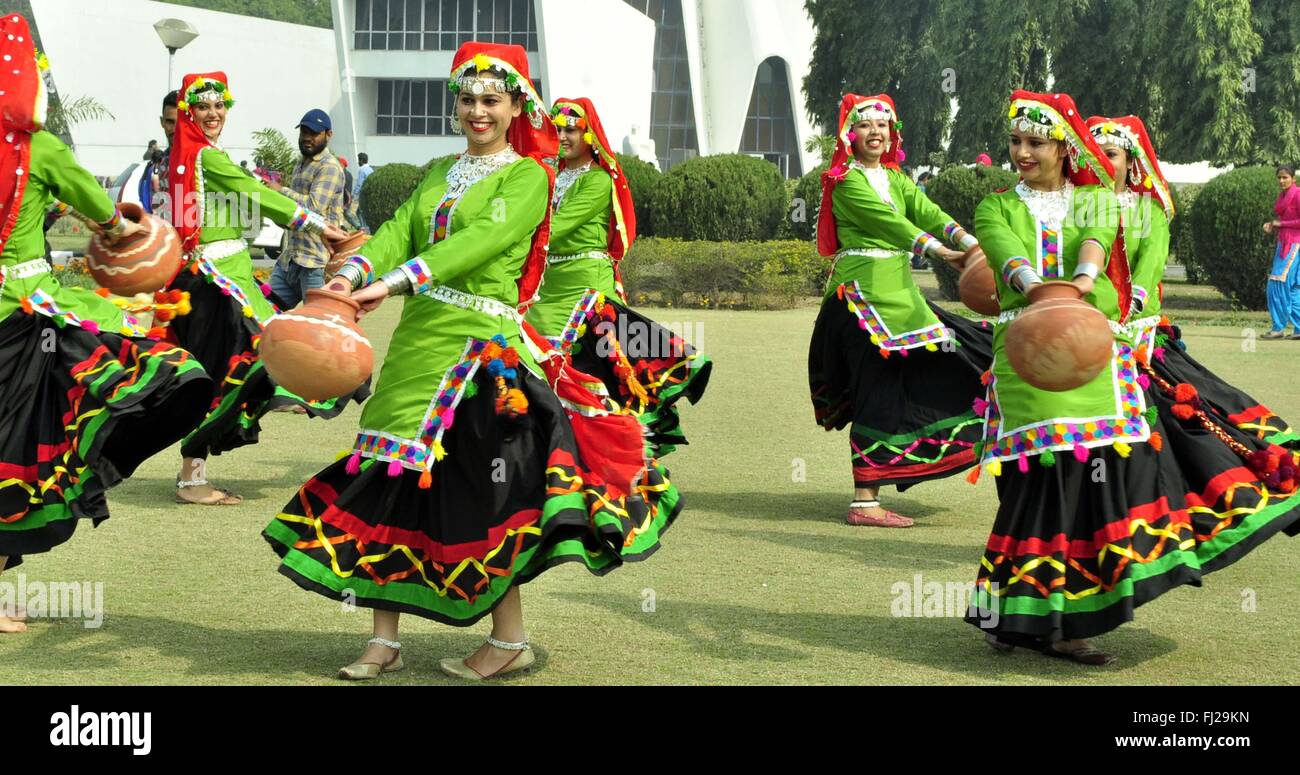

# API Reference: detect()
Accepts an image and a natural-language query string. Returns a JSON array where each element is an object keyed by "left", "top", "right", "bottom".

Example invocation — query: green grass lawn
[{"left": 3, "top": 295, "right": 1298, "bottom": 685}]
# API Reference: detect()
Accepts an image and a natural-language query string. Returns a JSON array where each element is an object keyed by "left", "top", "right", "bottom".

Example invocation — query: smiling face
[
  {"left": 1009, "top": 128, "right": 1067, "bottom": 189},
  {"left": 190, "top": 98, "right": 227, "bottom": 142},
  {"left": 458, "top": 89, "right": 522, "bottom": 155},
  {"left": 1279, "top": 169, "right": 1294, "bottom": 191},
  {"left": 558, "top": 124, "right": 592, "bottom": 163},
  {"left": 851, "top": 116, "right": 891, "bottom": 165}
]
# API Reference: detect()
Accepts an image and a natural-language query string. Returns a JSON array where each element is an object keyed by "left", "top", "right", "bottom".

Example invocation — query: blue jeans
[{"left": 270, "top": 260, "right": 325, "bottom": 309}]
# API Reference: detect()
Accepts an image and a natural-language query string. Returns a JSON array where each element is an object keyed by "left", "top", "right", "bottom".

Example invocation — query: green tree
[
  {"left": 158, "top": 0, "right": 333, "bottom": 28},
  {"left": 251, "top": 128, "right": 297, "bottom": 178},
  {"left": 1247, "top": 0, "right": 1300, "bottom": 164},
  {"left": 43, "top": 95, "right": 114, "bottom": 139}
]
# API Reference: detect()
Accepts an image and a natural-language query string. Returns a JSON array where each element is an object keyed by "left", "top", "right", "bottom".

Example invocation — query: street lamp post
[{"left": 153, "top": 18, "right": 199, "bottom": 93}]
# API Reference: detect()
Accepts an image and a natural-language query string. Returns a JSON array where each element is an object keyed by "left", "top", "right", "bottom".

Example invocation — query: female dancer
[
  {"left": 809, "top": 93, "right": 992, "bottom": 527},
  {"left": 1089, "top": 115, "right": 1297, "bottom": 447},
  {"left": 0, "top": 15, "right": 210, "bottom": 632},
  {"left": 165, "top": 71, "right": 359, "bottom": 506},
  {"left": 1263, "top": 165, "right": 1300, "bottom": 339},
  {"left": 526, "top": 97, "right": 710, "bottom": 456},
  {"left": 967, "top": 91, "right": 1300, "bottom": 664},
  {"left": 265, "top": 43, "right": 681, "bottom": 681}
]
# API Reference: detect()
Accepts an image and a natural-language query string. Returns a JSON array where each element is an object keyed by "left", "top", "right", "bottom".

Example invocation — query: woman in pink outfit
[{"left": 1264, "top": 165, "right": 1300, "bottom": 339}]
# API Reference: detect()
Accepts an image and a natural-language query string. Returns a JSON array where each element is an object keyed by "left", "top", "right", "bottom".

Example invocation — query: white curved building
[{"left": 331, "top": 0, "right": 819, "bottom": 177}]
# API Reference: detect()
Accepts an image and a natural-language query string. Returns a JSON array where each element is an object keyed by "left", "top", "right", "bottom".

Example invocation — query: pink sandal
[{"left": 846, "top": 500, "right": 914, "bottom": 528}]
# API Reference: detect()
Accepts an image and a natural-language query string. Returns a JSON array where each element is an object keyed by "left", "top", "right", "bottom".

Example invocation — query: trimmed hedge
[
  {"left": 620, "top": 237, "right": 826, "bottom": 310},
  {"left": 1168, "top": 183, "right": 1204, "bottom": 284},
  {"left": 924, "top": 164, "right": 1020, "bottom": 300},
  {"left": 1190, "top": 166, "right": 1277, "bottom": 310},
  {"left": 358, "top": 162, "right": 425, "bottom": 230},
  {"left": 615, "top": 153, "right": 661, "bottom": 239},
  {"left": 787, "top": 163, "right": 828, "bottom": 242},
  {"left": 649, "top": 154, "right": 786, "bottom": 241}
]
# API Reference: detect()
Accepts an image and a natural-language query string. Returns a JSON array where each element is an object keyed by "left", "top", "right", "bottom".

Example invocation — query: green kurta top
[
  {"left": 974, "top": 183, "right": 1150, "bottom": 464},
  {"left": 826, "top": 163, "right": 964, "bottom": 350},
  {"left": 341, "top": 150, "right": 549, "bottom": 472},
  {"left": 526, "top": 163, "right": 618, "bottom": 340},
  {"left": 0, "top": 131, "right": 135, "bottom": 333},
  {"left": 1118, "top": 193, "right": 1170, "bottom": 348},
  {"left": 188, "top": 146, "right": 313, "bottom": 324}
]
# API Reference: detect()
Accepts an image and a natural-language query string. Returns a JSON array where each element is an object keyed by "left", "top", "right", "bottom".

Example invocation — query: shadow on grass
[
  {"left": 697, "top": 525, "right": 979, "bottom": 569},
  {"left": 106, "top": 460, "right": 329, "bottom": 507},
  {"left": 5, "top": 613, "right": 532, "bottom": 685},
  {"left": 554, "top": 591, "right": 1179, "bottom": 681},
  {"left": 685, "top": 490, "right": 949, "bottom": 524}
]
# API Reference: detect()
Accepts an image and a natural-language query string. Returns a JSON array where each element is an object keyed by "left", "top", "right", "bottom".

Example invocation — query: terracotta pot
[
  {"left": 958, "top": 250, "right": 999, "bottom": 316},
  {"left": 86, "top": 202, "right": 182, "bottom": 295},
  {"left": 1005, "top": 281, "right": 1113, "bottom": 392},
  {"left": 325, "top": 231, "right": 370, "bottom": 279},
  {"left": 260, "top": 288, "right": 373, "bottom": 401}
]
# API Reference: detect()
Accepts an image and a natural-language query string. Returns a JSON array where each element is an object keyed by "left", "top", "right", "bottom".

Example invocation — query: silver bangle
[
  {"left": 1072, "top": 262, "right": 1100, "bottom": 280},
  {"left": 334, "top": 263, "right": 365, "bottom": 291},
  {"left": 298, "top": 210, "right": 327, "bottom": 236},
  {"left": 378, "top": 268, "right": 412, "bottom": 296},
  {"left": 1009, "top": 266, "right": 1043, "bottom": 293},
  {"left": 959, "top": 234, "right": 979, "bottom": 251}
]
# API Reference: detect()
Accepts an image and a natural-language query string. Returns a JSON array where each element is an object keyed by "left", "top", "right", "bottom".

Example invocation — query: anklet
[
  {"left": 368, "top": 636, "right": 402, "bottom": 650},
  {"left": 486, "top": 635, "right": 529, "bottom": 651}
]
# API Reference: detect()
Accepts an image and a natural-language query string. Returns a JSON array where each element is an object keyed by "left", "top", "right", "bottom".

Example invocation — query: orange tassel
[
  {"left": 501, "top": 348, "right": 521, "bottom": 368},
  {"left": 1149, "top": 432, "right": 1163, "bottom": 452},
  {"left": 1174, "top": 383, "right": 1198, "bottom": 403},
  {"left": 418, "top": 469, "right": 433, "bottom": 489},
  {"left": 95, "top": 287, "right": 111, "bottom": 298},
  {"left": 836, "top": 284, "right": 845, "bottom": 300},
  {"left": 879, "top": 348, "right": 890, "bottom": 359},
  {"left": 1172, "top": 404, "right": 1195, "bottom": 421},
  {"left": 20, "top": 297, "right": 33, "bottom": 314},
  {"left": 966, "top": 466, "right": 980, "bottom": 484}
]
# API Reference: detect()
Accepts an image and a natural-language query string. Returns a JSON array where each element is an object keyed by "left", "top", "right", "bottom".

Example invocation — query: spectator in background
[
  {"left": 264, "top": 108, "right": 347, "bottom": 308},
  {"left": 354, "top": 152, "right": 373, "bottom": 232},
  {"left": 915, "top": 170, "right": 932, "bottom": 193},
  {"left": 1263, "top": 164, "right": 1300, "bottom": 339},
  {"left": 140, "top": 91, "right": 177, "bottom": 216},
  {"left": 337, "top": 155, "right": 362, "bottom": 229},
  {"left": 142, "top": 139, "right": 158, "bottom": 161}
]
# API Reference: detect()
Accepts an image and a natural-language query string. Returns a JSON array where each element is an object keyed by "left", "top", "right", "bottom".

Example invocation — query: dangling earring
[
  {"left": 450, "top": 113, "right": 463, "bottom": 135},
  {"left": 1128, "top": 159, "right": 1142, "bottom": 188}
]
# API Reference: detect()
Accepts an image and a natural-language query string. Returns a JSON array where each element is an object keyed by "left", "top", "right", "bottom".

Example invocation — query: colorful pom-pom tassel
[
  {"left": 19, "top": 297, "right": 32, "bottom": 314},
  {"left": 1114, "top": 442, "right": 1132, "bottom": 458},
  {"left": 433, "top": 440, "right": 447, "bottom": 461},
  {"left": 1040, "top": 451, "right": 1056, "bottom": 468},
  {"left": 242, "top": 305, "right": 254, "bottom": 318},
  {"left": 418, "top": 469, "right": 433, "bottom": 489},
  {"left": 81, "top": 320, "right": 100, "bottom": 335},
  {"left": 926, "top": 343, "right": 938, "bottom": 352},
  {"left": 1149, "top": 432, "right": 1163, "bottom": 452},
  {"left": 1137, "top": 374, "right": 1150, "bottom": 389},
  {"left": 441, "top": 407, "right": 455, "bottom": 429},
  {"left": 464, "top": 380, "right": 478, "bottom": 399},
  {"left": 985, "top": 459, "right": 1002, "bottom": 477},
  {"left": 966, "top": 466, "right": 981, "bottom": 484},
  {"left": 1073, "top": 444, "right": 1090, "bottom": 463},
  {"left": 972, "top": 397, "right": 990, "bottom": 416},
  {"left": 386, "top": 459, "right": 402, "bottom": 477},
  {"left": 1173, "top": 383, "right": 1198, "bottom": 403},
  {"left": 898, "top": 348, "right": 909, "bottom": 357},
  {"left": 1017, "top": 454, "right": 1029, "bottom": 473},
  {"left": 1172, "top": 403, "right": 1195, "bottom": 421},
  {"left": 345, "top": 452, "right": 362, "bottom": 475},
  {"left": 879, "top": 348, "right": 890, "bottom": 359},
  {"left": 858, "top": 318, "right": 868, "bottom": 331}
]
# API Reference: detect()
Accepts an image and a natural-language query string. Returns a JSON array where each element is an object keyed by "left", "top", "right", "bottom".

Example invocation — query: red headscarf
[
  {"left": 168, "top": 71, "right": 235, "bottom": 255},
  {"left": 449, "top": 43, "right": 557, "bottom": 310},
  {"left": 0, "top": 14, "right": 45, "bottom": 256},
  {"left": 817, "top": 93, "right": 903, "bottom": 257},
  {"left": 1007, "top": 90, "right": 1115, "bottom": 188},
  {"left": 1010, "top": 91, "right": 1129, "bottom": 314},
  {"left": 551, "top": 97, "right": 637, "bottom": 298},
  {"left": 1086, "top": 114, "right": 1175, "bottom": 219}
]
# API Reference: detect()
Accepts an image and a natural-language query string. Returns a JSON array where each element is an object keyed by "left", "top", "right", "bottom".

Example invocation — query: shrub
[
  {"left": 648, "top": 154, "right": 786, "bottom": 241},
  {"left": 1168, "top": 183, "right": 1204, "bottom": 284},
  {"left": 421, "top": 154, "right": 458, "bottom": 174},
  {"left": 615, "top": 153, "right": 661, "bottom": 239},
  {"left": 619, "top": 237, "right": 827, "bottom": 310},
  {"left": 1190, "top": 166, "right": 1277, "bottom": 309},
  {"left": 358, "top": 163, "right": 425, "bottom": 230},
  {"left": 925, "top": 164, "right": 1020, "bottom": 300},
  {"left": 787, "top": 163, "right": 829, "bottom": 242}
]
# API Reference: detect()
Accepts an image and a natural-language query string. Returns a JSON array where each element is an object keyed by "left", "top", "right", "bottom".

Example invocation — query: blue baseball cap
[{"left": 297, "top": 109, "right": 331, "bottom": 133}]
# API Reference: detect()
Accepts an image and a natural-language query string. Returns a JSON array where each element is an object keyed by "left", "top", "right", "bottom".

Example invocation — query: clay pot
[
  {"left": 86, "top": 202, "right": 182, "bottom": 295},
  {"left": 260, "top": 288, "right": 373, "bottom": 401},
  {"left": 958, "top": 249, "right": 999, "bottom": 316},
  {"left": 1005, "top": 281, "right": 1113, "bottom": 392},
  {"left": 325, "top": 231, "right": 370, "bottom": 279}
]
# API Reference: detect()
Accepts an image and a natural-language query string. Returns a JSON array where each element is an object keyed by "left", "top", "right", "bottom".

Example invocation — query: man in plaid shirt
[{"left": 266, "top": 109, "right": 347, "bottom": 308}]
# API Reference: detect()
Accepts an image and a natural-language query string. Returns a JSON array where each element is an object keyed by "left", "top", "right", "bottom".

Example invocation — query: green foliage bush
[
  {"left": 615, "top": 153, "right": 661, "bottom": 239},
  {"left": 924, "top": 164, "right": 1020, "bottom": 300},
  {"left": 1168, "top": 183, "right": 1204, "bottom": 284},
  {"left": 787, "top": 164, "right": 828, "bottom": 242},
  {"left": 1190, "top": 166, "right": 1277, "bottom": 309},
  {"left": 358, "top": 163, "right": 425, "bottom": 230},
  {"left": 619, "top": 238, "right": 827, "bottom": 310},
  {"left": 648, "top": 154, "right": 786, "bottom": 241}
]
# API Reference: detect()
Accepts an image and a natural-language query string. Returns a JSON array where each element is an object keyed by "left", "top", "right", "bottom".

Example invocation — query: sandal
[
  {"left": 175, "top": 478, "right": 243, "bottom": 506},
  {"left": 439, "top": 635, "right": 535, "bottom": 681},
  {"left": 846, "top": 500, "right": 914, "bottom": 528},
  {"left": 1262, "top": 330, "right": 1285, "bottom": 340},
  {"left": 338, "top": 637, "right": 405, "bottom": 680}
]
